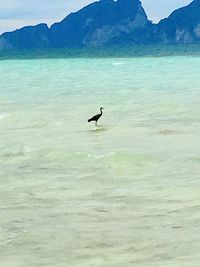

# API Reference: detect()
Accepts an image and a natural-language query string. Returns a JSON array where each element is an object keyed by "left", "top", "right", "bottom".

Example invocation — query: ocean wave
[
  {"left": 158, "top": 129, "right": 184, "bottom": 135},
  {"left": 0, "top": 113, "right": 11, "bottom": 120},
  {"left": 75, "top": 151, "right": 154, "bottom": 168},
  {"left": 112, "top": 62, "right": 126, "bottom": 66},
  {"left": 76, "top": 151, "right": 115, "bottom": 159},
  {"left": 40, "top": 150, "right": 154, "bottom": 163},
  {"left": 7, "top": 148, "right": 154, "bottom": 170}
]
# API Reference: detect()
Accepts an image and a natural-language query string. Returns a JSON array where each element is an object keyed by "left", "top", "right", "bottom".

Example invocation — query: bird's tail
[{"left": 88, "top": 119, "right": 92, "bottom": 122}]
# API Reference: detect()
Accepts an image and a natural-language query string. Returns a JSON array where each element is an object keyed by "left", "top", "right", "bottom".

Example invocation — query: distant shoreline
[{"left": 1, "top": 45, "right": 200, "bottom": 60}]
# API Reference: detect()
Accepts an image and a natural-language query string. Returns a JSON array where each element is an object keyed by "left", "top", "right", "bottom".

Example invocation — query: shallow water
[{"left": 0, "top": 57, "right": 200, "bottom": 266}]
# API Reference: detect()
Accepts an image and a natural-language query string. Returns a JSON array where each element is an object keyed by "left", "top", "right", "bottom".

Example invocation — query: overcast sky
[{"left": 0, "top": 0, "right": 192, "bottom": 34}]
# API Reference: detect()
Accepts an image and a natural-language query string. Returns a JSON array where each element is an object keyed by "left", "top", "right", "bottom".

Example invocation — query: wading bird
[{"left": 88, "top": 107, "right": 104, "bottom": 126}]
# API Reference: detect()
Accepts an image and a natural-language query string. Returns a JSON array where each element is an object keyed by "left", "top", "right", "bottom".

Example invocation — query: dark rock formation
[
  {"left": 0, "top": 0, "right": 200, "bottom": 50},
  {"left": 156, "top": 0, "right": 200, "bottom": 44},
  {"left": 50, "top": 0, "right": 153, "bottom": 47},
  {"left": 0, "top": 24, "right": 50, "bottom": 50},
  {"left": 0, "top": 0, "right": 153, "bottom": 49}
]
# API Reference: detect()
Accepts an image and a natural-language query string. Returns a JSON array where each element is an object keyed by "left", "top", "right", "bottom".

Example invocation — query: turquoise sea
[{"left": 0, "top": 56, "right": 200, "bottom": 266}]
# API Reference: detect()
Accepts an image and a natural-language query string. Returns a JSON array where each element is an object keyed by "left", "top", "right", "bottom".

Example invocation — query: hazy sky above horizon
[{"left": 0, "top": 0, "right": 192, "bottom": 34}]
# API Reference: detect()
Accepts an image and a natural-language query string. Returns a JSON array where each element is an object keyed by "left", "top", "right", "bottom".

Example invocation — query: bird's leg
[{"left": 95, "top": 121, "right": 98, "bottom": 127}]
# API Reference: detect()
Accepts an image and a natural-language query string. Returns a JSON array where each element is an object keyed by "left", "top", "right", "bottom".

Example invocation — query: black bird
[{"left": 88, "top": 107, "right": 104, "bottom": 126}]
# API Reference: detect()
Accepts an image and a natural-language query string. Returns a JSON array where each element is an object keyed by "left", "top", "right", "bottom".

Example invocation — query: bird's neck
[{"left": 100, "top": 109, "right": 103, "bottom": 115}]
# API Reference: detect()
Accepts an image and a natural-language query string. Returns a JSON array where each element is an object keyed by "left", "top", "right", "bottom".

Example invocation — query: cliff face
[
  {"left": 0, "top": 0, "right": 200, "bottom": 50},
  {"left": 50, "top": 0, "right": 153, "bottom": 47},
  {"left": 156, "top": 0, "right": 200, "bottom": 44},
  {"left": 0, "top": 0, "right": 153, "bottom": 49},
  {"left": 0, "top": 24, "right": 50, "bottom": 50}
]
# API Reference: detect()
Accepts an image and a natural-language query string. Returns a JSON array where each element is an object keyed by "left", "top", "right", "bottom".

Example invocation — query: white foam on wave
[
  {"left": 22, "top": 146, "right": 37, "bottom": 154},
  {"left": 112, "top": 62, "right": 126, "bottom": 66},
  {"left": 76, "top": 151, "right": 116, "bottom": 159},
  {"left": 0, "top": 113, "right": 11, "bottom": 120}
]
